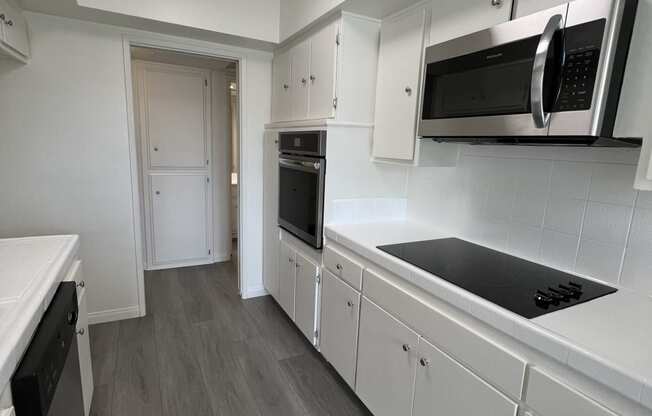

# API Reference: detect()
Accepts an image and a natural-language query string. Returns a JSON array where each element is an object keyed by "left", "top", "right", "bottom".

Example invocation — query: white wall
[
  {"left": 279, "top": 0, "right": 345, "bottom": 42},
  {"left": 0, "top": 12, "right": 272, "bottom": 319},
  {"left": 78, "top": 0, "right": 281, "bottom": 43}
]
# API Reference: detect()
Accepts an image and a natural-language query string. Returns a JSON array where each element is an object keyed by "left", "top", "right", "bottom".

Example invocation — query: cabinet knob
[
  {"left": 402, "top": 344, "right": 411, "bottom": 352},
  {"left": 301, "top": 78, "right": 307, "bottom": 85},
  {"left": 153, "top": 147, "right": 159, "bottom": 151},
  {"left": 491, "top": 0, "right": 503, "bottom": 6},
  {"left": 336, "top": 263, "right": 343, "bottom": 271},
  {"left": 346, "top": 300, "right": 354, "bottom": 308},
  {"left": 155, "top": 191, "right": 161, "bottom": 195},
  {"left": 283, "top": 84, "right": 289, "bottom": 90},
  {"left": 77, "top": 328, "right": 86, "bottom": 336},
  {"left": 289, "top": 258, "right": 294, "bottom": 264},
  {"left": 0, "top": 14, "right": 5, "bottom": 22},
  {"left": 419, "top": 357, "right": 431, "bottom": 367},
  {"left": 310, "top": 75, "right": 316, "bottom": 82},
  {"left": 405, "top": 86, "right": 412, "bottom": 96},
  {"left": 77, "top": 280, "right": 85, "bottom": 288},
  {"left": 6, "top": 19, "right": 12, "bottom": 26}
]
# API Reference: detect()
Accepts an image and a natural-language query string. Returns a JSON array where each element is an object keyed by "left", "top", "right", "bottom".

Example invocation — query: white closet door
[
  {"left": 150, "top": 174, "right": 210, "bottom": 264},
  {"left": 143, "top": 65, "right": 208, "bottom": 169}
]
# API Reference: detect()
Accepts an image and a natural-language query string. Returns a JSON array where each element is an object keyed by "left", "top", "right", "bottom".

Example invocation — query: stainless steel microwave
[{"left": 418, "top": 0, "right": 640, "bottom": 146}]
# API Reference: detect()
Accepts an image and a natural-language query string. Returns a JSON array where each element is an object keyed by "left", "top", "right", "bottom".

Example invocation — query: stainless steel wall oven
[{"left": 278, "top": 131, "right": 327, "bottom": 249}]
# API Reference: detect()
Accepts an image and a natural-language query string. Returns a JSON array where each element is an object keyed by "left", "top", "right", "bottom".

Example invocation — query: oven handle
[
  {"left": 531, "top": 14, "right": 564, "bottom": 129},
  {"left": 279, "top": 158, "right": 322, "bottom": 172}
]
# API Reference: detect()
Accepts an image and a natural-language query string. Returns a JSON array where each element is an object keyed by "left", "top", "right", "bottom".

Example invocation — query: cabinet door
[
  {"left": 272, "top": 50, "right": 292, "bottom": 121},
  {"left": 77, "top": 287, "right": 94, "bottom": 416},
  {"left": 291, "top": 41, "right": 310, "bottom": 120},
  {"left": 372, "top": 7, "right": 428, "bottom": 161},
  {"left": 294, "top": 251, "right": 319, "bottom": 344},
  {"left": 320, "top": 270, "right": 361, "bottom": 388},
  {"left": 278, "top": 241, "right": 296, "bottom": 319},
  {"left": 308, "top": 21, "right": 338, "bottom": 119},
  {"left": 356, "top": 297, "right": 419, "bottom": 416},
  {"left": 0, "top": 0, "right": 29, "bottom": 57},
  {"left": 514, "top": 0, "right": 569, "bottom": 18},
  {"left": 429, "top": 0, "right": 512, "bottom": 46},
  {"left": 142, "top": 65, "right": 209, "bottom": 169},
  {"left": 262, "top": 132, "right": 280, "bottom": 301},
  {"left": 150, "top": 174, "right": 210, "bottom": 265},
  {"left": 413, "top": 338, "right": 518, "bottom": 416}
]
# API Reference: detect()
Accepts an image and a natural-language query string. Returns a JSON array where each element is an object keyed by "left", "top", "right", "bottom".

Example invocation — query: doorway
[{"left": 130, "top": 46, "right": 240, "bottom": 284}]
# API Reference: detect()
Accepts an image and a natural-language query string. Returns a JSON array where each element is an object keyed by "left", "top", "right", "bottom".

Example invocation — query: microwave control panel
[{"left": 554, "top": 19, "right": 606, "bottom": 112}]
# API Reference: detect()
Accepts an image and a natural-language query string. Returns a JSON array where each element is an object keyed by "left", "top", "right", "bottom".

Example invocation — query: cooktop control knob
[
  {"left": 534, "top": 291, "right": 553, "bottom": 308},
  {"left": 559, "top": 284, "right": 581, "bottom": 298}
]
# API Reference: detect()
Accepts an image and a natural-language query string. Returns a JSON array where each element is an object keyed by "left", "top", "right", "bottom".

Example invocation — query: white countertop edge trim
[
  {"left": 324, "top": 223, "right": 650, "bottom": 409},
  {"left": 0, "top": 235, "right": 80, "bottom": 396}
]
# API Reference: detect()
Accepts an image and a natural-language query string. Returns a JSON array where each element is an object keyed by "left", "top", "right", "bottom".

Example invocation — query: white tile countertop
[
  {"left": 0, "top": 235, "right": 79, "bottom": 397},
  {"left": 325, "top": 220, "right": 652, "bottom": 411}
]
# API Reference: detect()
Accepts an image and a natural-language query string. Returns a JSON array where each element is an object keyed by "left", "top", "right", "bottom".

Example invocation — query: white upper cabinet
[
  {"left": 356, "top": 297, "right": 419, "bottom": 416},
  {"left": 0, "top": 0, "right": 29, "bottom": 61},
  {"left": 272, "top": 50, "right": 292, "bottom": 122},
  {"left": 308, "top": 21, "right": 338, "bottom": 119},
  {"left": 513, "top": 0, "right": 570, "bottom": 18},
  {"left": 429, "top": 0, "right": 512, "bottom": 46},
  {"left": 291, "top": 40, "right": 311, "bottom": 120},
  {"left": 372, "top": 6, "right": 429, "bottom": 161},
  {"left": 270, "top": 14, "right": 380, "bottom": 124},
  {"left": 413, "top": 337, "right": 518, "bottom": 416}
]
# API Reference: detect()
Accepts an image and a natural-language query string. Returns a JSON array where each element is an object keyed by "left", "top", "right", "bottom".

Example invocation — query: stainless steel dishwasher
[{"left": 11, "top": 282, "right": 84, "bottom": 416}]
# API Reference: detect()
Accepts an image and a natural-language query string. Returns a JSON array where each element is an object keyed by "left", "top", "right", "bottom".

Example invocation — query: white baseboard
[
  {"left": 241, "top": 286, "right": 268, "bottom": 299},
  {"left": 88, "top": 305, "right": 141, "bottom": 325}
]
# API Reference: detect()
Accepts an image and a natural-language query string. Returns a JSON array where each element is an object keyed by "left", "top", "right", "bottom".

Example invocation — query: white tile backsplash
[
  {"left": 589, "top": 164, "right": 638, "bottom": 206},
  {"left": 406, "top": 147, "right": 652, "bottom": 297},
  {"left": 581, "top": 202, "right": 633, "bottom": 245},
  {"left": 544, "top": 197, "right": 586, "bottom": 235},
  {"left": 330, "top": 198, "right": 407, "bottom": 225},
  {"left": 575, "top": 239, "right": 624, "bottom": 284}
]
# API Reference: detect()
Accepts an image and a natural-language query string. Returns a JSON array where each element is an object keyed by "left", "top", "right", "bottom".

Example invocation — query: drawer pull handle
[
  {"left": 402, "top": 344, "right": 411, "bottom": 352},
  {"left": 77, "top": 280, "right": 85, "bottom": 288},
  {"left": 77, "top": 328, "right": 86, "bottom": 336},
  {"left": 346, "top": 300, "right": 354, "bottom": 308},
  {"left": 336, "top": 263, "right": 343, "bottom": 271},
  {"left": 419, "top": 357, "right": 431, "bottom": 367}
]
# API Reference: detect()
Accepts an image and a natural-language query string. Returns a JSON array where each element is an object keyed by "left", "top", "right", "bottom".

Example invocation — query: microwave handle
[{"left": 531, "top": 14, "right": 564, "bottom": 129}]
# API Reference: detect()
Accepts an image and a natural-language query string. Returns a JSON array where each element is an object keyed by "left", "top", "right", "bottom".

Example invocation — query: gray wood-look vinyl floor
[{"left": 89, "top": 261, "right": 372, "bottom": 416}]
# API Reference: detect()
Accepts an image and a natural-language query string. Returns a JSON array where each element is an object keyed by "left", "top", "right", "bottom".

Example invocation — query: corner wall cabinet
[
  {"left": 0, "top": 0, "right": 29, "bottom": 62},
  {"left": 271, "top": 14, "right": 380, "bottom": 124}
]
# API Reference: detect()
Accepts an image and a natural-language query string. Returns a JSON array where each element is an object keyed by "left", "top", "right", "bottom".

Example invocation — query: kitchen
[{"left": 1, "top": 0, "right": 652, "bottom": 415}]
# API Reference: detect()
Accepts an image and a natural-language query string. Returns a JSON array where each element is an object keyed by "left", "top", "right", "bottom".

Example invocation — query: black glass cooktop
[{"left": 377, "top": 238, "right": 617, "bottom": 319}]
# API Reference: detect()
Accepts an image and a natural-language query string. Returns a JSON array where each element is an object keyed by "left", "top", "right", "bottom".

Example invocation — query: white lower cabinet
[
  {"left": 526, "top": 367, "right": 618, "bottom": 416},
  {"left": 413, "top": 337, "right": 518, "bottom": 416},
  {"left": 319, "top": 270, "right": 360, "bottom": 388},
  {"left": 294, "top": 251, "right": 319, "bottom": 344},
  {"left": 355, "top": 297, "right": 419, "bottom": 416},
  {"left": 65, "top": 260, "right": 93, "bottom": 416},
  {"left": 278, "top": 240, "right": 296, "bottom": 319}
]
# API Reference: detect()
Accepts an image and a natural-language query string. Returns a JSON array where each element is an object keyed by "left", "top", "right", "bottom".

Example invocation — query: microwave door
[{"left": 419, "top": 4, "right": 568, "bottom": 138}]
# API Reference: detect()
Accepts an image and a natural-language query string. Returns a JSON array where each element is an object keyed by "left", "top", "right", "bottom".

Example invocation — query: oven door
[
  {"left": 278, "top": 155, "right": 326, "bottom": 249},
  {"left": 419, "top": 5, "right": 568, "bottom": 138}
]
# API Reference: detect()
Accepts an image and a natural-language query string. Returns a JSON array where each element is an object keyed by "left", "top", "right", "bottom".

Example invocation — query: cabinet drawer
[
  {"left": 526, "top": 367, "right": 617, "bottom": 416},
  {"left": 363, "top": 268, "right": 526, "bottom": 399},
  {"left": 320, "top": 270, "right": 361, "bottom": 388},
  {"left": 323, "top": 245, "right": 363, "bottom": 291}
]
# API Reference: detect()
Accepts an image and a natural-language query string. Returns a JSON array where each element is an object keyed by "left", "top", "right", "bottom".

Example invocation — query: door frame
[{"left": 122, "top": 33, "right": 251, "bottom": 316}]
